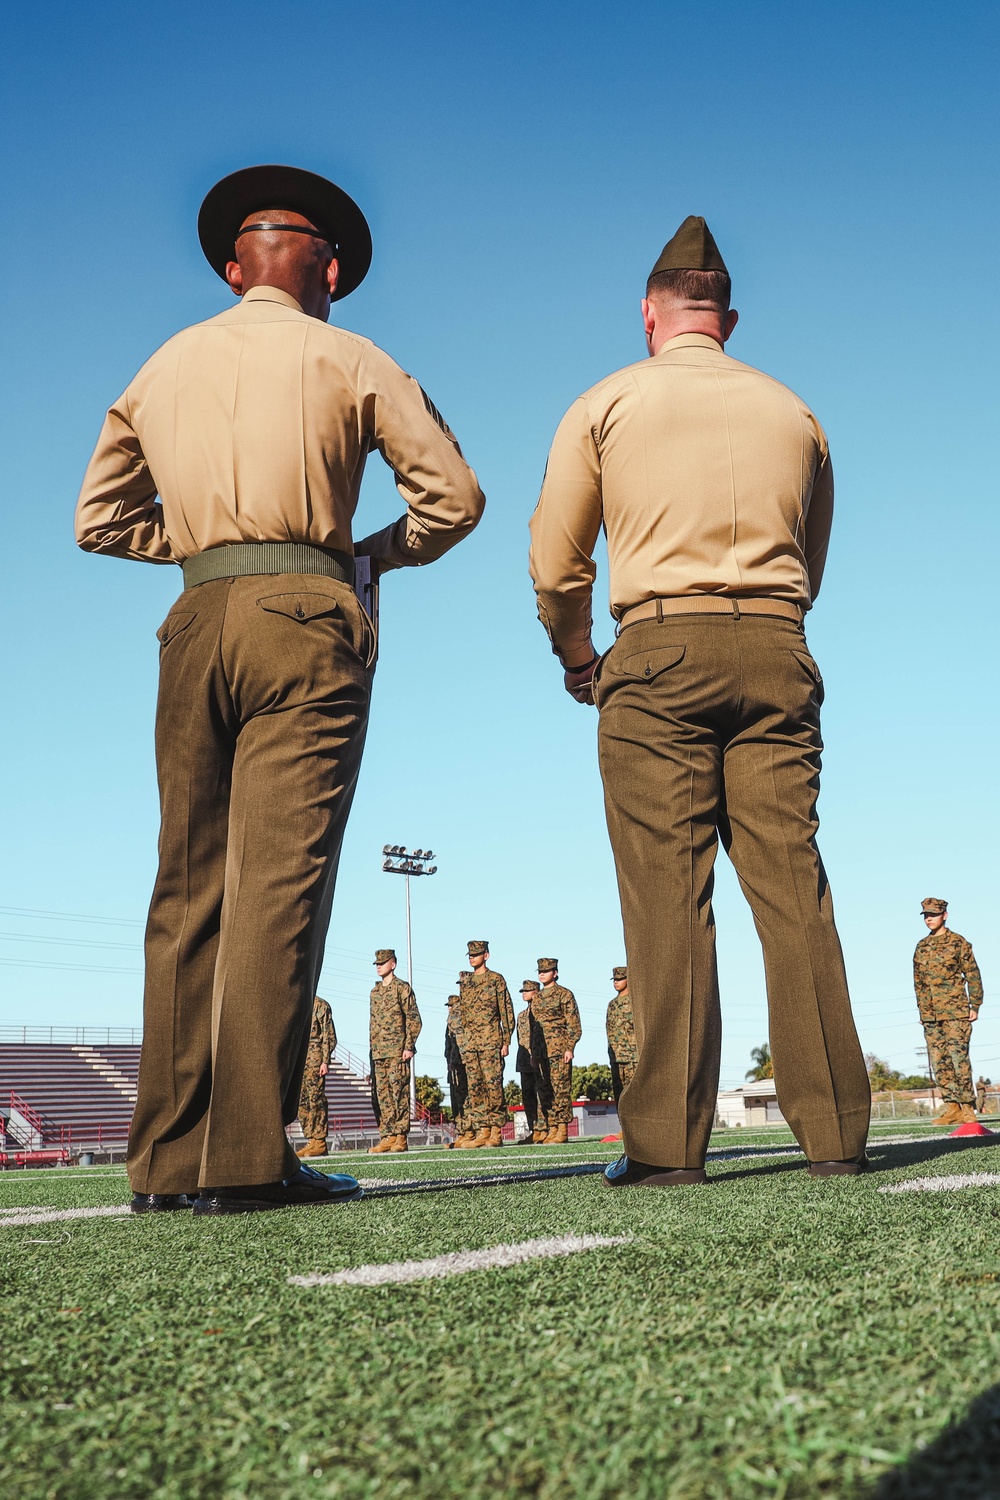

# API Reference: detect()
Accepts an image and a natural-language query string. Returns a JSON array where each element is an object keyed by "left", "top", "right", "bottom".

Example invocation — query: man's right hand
[{"left": 564, "top": 658, "right": 598, "bottom": 705}]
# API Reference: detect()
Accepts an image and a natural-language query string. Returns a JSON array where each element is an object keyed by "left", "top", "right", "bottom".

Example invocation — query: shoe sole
[
  {"left": 129, "top": 1202, "right": 192, "bottom": 1214},
  {"left": 192, "top": 1186, "right": 364, "bottom": 1216},
  {"left": 807, "top": 1163, "right": 867, "bottom": 1178},
  {"left": 603, "top": 1169, "right": 707, "bottom": 1189}
]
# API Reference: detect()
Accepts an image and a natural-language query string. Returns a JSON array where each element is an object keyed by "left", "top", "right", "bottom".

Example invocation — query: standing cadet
[
  {"left": 606, "top": 967, "right": 637, "bottom": 1105},
  {"left": 913, "top": 898, "right": 984, "bottom": 1126},
  {"left": 296, "top": 994, "right": 337, "bottom": 1158},
  {"left": 77, "top": 165, "right": 483, "bottom": 1214},
  {"left": 515, "top": 981, "right": 552, "bottom": 1143},
  {"left": 529, "top": 215, "right": 870, "bottom": 1186},
  {"left": 445, "top": 992, "right": 471, "bottom": 1147},
  {"left": 458, "top": 942, "right": 515, "bottom": 1147},
  {"left": 369, "top": 949, "right": 422, "bottom": 1152},
  {"left": 533, "top": 960, "right": 582, "bottom": 1144},
  {"left": 976, "top": 1077, "right": 992, "bottom": 1115}
]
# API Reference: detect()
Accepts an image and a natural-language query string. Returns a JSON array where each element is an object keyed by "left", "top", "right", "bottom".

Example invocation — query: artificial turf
[{"left": 2, "top": 1125, "right": 999, "bottom": 1499}]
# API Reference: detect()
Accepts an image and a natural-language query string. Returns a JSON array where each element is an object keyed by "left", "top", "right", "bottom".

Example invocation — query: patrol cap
[
  {"left": 447, "top": 994, "right": 460, "bottom": 1005},
  {"left": 198, "top": 164, "right": 373, "bottom": 300},
  {"left": 373, "top": 948, "right": 396, "bottom": 964},
  {"left": 920, "top": 898, "right": 948, "bottom": 915},
  {"left": 520, "top": 980, "right": 541, "bottom": 994},
  {"left": 649, "top": 216, "right": 728, "bottom": 280},
  {"left": 537, "top": 958, "right": 558, "bottom": 973},
  {"left": 458, "top": 970, "right": 473, "bottom": 980},
  {"left": 467, "top": 940, "right": 489, "bottom": 956},
  {"left": 612, "top": 966, "right": 628, "bottom": 982}
]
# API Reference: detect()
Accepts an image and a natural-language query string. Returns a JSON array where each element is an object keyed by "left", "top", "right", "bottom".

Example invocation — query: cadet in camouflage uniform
[
  {"left": 515, "top": 981, "right": 553, "bottom": 1143},
  {"left": 296, "top": 994, "right": 337, "bottom": 1157},
  {"left": 534, "top": 958, "right": 582, "bottom": 1143},
  {"left": 456, "top": 941, "right": 515, "bottom": 1148},
  {"left": 976, "top": 1076, "right": 992, "bottom": 1115},
  {"left": 913, "top": 898, "right": 984, "bottom": 1126},
  {"left": 369, "top": 948, "right": 421, "bottom": 1152},
  {"left": 445, "top": 991, "right": 472, "bottom": 1146},
  {"left": 606, "top": 967, "right": 637, "bottom": 1105}
]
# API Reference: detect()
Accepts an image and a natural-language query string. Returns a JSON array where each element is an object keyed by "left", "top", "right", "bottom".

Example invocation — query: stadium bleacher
[{"left": 0, "top": 1041, "right": 378, "bottom": 1156}]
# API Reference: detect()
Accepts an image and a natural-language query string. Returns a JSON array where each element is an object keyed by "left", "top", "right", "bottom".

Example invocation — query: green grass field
[{"left": 3, "top": 1123, "right": 1000, "bottom": 1499}]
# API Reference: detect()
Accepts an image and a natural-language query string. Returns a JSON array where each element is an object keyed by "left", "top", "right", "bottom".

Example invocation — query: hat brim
[{"left": 198, "top": 164, "right": 372, "bottom": 301}]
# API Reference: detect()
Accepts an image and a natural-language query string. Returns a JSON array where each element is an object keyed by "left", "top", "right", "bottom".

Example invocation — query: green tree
[
  {"left": 864, "top": 1053, "right": 930, "bottom": 1093},
  {"left": 572, "top": 1063, "right": 614, "bottom": 1100},
  {"left": 415, "top": 1075, "right": 443, "bottom": 1114},
  {"left": 504, "top": 1080, "right": 523, "bottom": 1108},
  {"left": 746, "top": 1043, "right": 773, "bottom": 1081}
]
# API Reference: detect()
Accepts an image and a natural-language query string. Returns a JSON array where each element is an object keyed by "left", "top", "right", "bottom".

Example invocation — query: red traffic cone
[{"left": 949, "top": 1121, "right": 993, "bottom": 1137}]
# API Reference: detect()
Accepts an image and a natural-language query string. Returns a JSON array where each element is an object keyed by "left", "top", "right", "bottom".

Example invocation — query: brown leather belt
[{"left": 618, "top": 596, "right": 803, "bottom": 631}]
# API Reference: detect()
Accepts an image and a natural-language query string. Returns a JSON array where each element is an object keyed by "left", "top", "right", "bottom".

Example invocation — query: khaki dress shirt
[
  {"left": 76, "top": 286, "right": 484, "bottom": 569},
  {"left": 528, "top": 332, "right": 833, "bottom": 666}
]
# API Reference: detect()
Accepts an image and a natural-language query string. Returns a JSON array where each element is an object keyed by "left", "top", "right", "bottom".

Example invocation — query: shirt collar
[
  {"left": 241, "top": 285, "right": 305, "bottom": 312},
  {"left": 655, "top": 332, "right": 726, "bottom": 355}
]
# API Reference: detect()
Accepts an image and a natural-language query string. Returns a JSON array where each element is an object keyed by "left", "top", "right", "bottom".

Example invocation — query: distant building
[{"left": 716, "top": 1080, "right": 786, "bottom": 1128}]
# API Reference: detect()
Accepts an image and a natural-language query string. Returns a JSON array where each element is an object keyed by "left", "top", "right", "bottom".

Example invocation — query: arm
[
  {"left": 403, "top": 986, "right": 422, "bottom": 1057},
  {"left": 353, "top": 345, "right": 485, "bottom": 571},
  {"left": 528, "top": 398, "right": 603, "bottom": 675},
  {"left": 913, "top": 951, "right": 930, "bottom": 1012},
  {"left": 498, "top": 977, "right": 514, "bottom": 1056},
  {"left": 75, "top": 390, "right": 176, "bottom": 563},
  {"left": 803, "top": 440, "right": 833, "bottom": 603},
  {"left": 963, "top": 941, "right": 984, "bottom": 1016},
  {"left": 321, "top": 1007, "right": 337, "bottom": 1073},
  {"left": 563, "top": 988, "right": 583, "bottom": 1061}
]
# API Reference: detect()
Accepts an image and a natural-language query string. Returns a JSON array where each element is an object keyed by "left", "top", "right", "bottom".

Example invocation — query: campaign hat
[
  {"left": 649, "top": 216, "right": 728, "bottom": 279},
  {"left": 198, "top": 164, "right": 372, "bottom": 300}
]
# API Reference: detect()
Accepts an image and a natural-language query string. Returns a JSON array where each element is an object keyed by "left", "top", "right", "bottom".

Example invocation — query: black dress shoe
[
  {"left": 130, "top": 1192, "right": 195, "bottom": 1213},
  {"left": 603, "top": 1155, "right": 707, "bottom": 1188},
  {"left": 807, "top": 1154, "right": 869, "bottom": 1178},
  {"left": 192, "top": 1163, "right": 364, "bottom": 1216}
]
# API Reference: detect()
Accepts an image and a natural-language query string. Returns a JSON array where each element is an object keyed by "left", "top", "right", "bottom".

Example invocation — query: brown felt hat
[
  {"left": 373, "top": 948, "right": 396, "bottom": 964},
  {"left": 920, "top": 898, "right": 948, "bottom": 915},
  {"left": 537, "top": 958, "right": 558, "bottom": 973},
  {"left": 467, "top": 940, "right": 489, "bottom": 956},
  {"left": 198, "top": 164, "right": 372, "bottom": 300},
  {"left": 612, "top": 966, "right": 628, "bottom": 982},
  {"left": 649, "top": 216, "right": 728, "bottom": 279},
  {"left": 520, "top": 980, "right": 540, "bottom": 994}
]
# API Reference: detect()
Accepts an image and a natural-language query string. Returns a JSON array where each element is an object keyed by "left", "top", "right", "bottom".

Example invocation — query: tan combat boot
[
  {"left": 551, "top": 1123, "right": 569, "bottom": 1144},
  {"left": 454, "top": 1131, "right": 478, "bottom": 1148},
  {"left": 486, "top": 1126, "right": 504, "bottom": 1147},
  {"left": 389, "top": 1134, "right": 408, "bottom": 1151},
  {"left": 935, "top": 1103, "right": 960, "bottom": 1125},
  {"left": 532, "top": 1127, "right": 548, "bottom": 1144},
  {"left": 471, "top": 1128, "right": 492, "bottom": 1148},
  {"left": 369, "top": 1136, "right": 394, "bottom": 1153},
  {"left": 958, "top": 1105, "right": 979, "bottom": 1124},
  {"left": 296, "top": 1139, "right": 327, "bottom": 1158}
]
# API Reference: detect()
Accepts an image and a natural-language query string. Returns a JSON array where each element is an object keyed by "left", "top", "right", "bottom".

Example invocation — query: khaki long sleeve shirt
[
  {"left": 75, "top": 286, "right": 484, "bottom": 570},
  {"left": 528, "top": 332, "right": 833, "bottom": 666}
]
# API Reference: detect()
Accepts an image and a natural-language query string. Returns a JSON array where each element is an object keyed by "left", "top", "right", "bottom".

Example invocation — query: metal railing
[{"left": 0, "top": 1025, "right": 143, "bottom": 1046}]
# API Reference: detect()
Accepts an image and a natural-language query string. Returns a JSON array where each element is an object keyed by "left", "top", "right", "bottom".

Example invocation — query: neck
[{"left": 650, "top": 320, "right": 724, "bottom": 356}]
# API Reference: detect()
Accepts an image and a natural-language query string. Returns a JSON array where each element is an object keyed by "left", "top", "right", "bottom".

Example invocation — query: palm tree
[{"left": 746, "top": 1043, "right": 773, "bottom": 1080}]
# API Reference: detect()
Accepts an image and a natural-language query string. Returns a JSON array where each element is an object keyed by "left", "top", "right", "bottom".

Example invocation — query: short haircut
[{"left": 645, "top": 268, "right": 731, "bottom": 311}]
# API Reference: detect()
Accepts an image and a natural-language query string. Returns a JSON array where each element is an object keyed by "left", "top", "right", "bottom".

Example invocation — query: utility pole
[
  {"left": 381, "top": 845, "right": 438, "bottom": 1118},
  {"left": 917, "top": 1045, "right": 937, "bottom": 1112}
]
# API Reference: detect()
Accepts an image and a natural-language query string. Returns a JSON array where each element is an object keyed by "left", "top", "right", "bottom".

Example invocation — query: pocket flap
[
  {"left": 617, "top": 644, "right": 686, "bottom": 681},
  {"left": 790, "top": 649, "right": 822, "bottom": 686},
  {"left": 257, "top": 592, "right": 343, "bottom": 623},
  {"left": 156, "top": 611, "right": 196, "bottom": 645}
]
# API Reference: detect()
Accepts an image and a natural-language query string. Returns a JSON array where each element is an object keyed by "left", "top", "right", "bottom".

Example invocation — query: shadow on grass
[
  {"left": 864, "top": 1383, "right": 1000, "bottom": 1498},
  {"left": 708, "top": 1134, "right": 998, "bottom": 1185},
  {"left": 364, "top": 1162, "right": 609, "bottom": 1198}
]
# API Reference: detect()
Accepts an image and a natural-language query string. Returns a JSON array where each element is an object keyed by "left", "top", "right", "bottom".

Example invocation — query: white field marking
[
  {"left": 0, "top": 1206, "right": 130, "bottom": 1227},
  {"left": 880, "top": 1173, "right": 1000, "bottom": 1195},
  {"left": 290, "top": 1233, "right": 631, "bottom": 1288}
]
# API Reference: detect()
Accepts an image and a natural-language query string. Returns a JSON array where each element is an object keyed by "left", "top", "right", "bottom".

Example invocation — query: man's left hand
[
  {"left": 563, "top": 1050, "right": 574, "bottom": 1064},
  {"left": 319, "top": 1062, "right": 329, "bottom": 1077},
  {"left": 501, "top": 1044, "right": 509, "bottom": 1058},
  {"left": 564, "top": 658, "right": 598, "bottom": 705}
]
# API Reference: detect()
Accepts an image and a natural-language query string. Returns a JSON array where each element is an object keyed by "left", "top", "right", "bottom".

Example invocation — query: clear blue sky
[{"left": 1, "top": 1, "right": 997, "bottom": 1091}]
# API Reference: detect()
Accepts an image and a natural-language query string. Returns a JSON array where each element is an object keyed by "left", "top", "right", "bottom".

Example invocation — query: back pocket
[
  {"left": 256, "top": 592, "right": 344, "bottom": 623},
  {"left": 156, "top": 610, "right": 196, "bottom": 646},
  {"left": 615, "top": 644, "right": 686, "bottom": 681}
]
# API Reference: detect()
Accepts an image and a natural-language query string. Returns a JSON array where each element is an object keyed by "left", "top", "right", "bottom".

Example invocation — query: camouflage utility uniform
[
  {"left": 914, "top": 928, "right": 983, "bottom": 1108},
  {"left": 606, "top": 986, "right": 637, "bottom": 1103},
  {"left": 459, "top": 967, "right": 515, "bottom": 1132},
  {"left": 370, "top": 975, "right": 422, "bottom": 1138},
  {"left": 533, "top": 977, "right": 582, "bottom": 1129},
  {"left": 515, "top": 1001, "right": 552, "bottom": 1137},
  {"left": 297, "top": 995, "right": 337, "bottom": 1144},
  {"left": 445, "top": 994, "right": 469, "bottom": 1138}
]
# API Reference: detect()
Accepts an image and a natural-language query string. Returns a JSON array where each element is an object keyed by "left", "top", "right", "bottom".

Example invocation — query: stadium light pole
[{"left": 381, "top": 845, "right": 438, "bottom": 1118}]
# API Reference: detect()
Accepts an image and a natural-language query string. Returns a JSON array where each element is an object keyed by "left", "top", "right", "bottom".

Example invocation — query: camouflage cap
[
  {"left": 467, "top": 940, "right": 489, "bottom": 956},
  {"left": 458, "top": 969, "right": 473, "bottom": 980},
  {"left": 520, "top": 980, "right": 541, "bottom": 994},
  {"left": 649, "top": 216, "right": 728, "bottom": 279},
  {"left": 612, "top": 966, "right": 628, "bottom": 982},
  {"left": 446, "top": 993, "right": 460, "bottom": 1005},
  {"left": 537, "top": 958, "right": 558, "bottom": 973},
  {"left": 920, "top": 898, "right": 948, "bottom": 915},
  {"left": 373, "top": 948, "right": 396, "bottom": 964}
]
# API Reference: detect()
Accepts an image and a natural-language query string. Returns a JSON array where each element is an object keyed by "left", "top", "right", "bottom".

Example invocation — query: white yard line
[
  {"left": 290, "top": 1233, "right": 631, "bottom": 1287},
  {"left": 880, "top": 1173, "right": 1000, "bottom": 1194},
  {"left": 0, "top": 1205, "right": 131, "bottom": 1227}
]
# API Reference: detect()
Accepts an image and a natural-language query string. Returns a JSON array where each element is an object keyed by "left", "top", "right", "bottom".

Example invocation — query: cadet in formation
[
  {"left": 369, "top": 949, "right": 422, "bottom": 1152},
  {"left": 454, "top": 942, "right": 515, "bottom": 1148},
  {"left": 532, "top": 960, "right": 582, "bottom": 1144},
  {"left": 76, "top": 163, "right": 483, "bottom": 1215},
  {"left": 530, "top": 214, "right": 870, "bottom": 1186},
  {"left": 913, "top": 898, "right": 984, "bottom": 1125},
  {"left": 515, "top": 980, "right": 553, "bottom": 1144},
  {"left": 296, "top": 994, "right": 337, "bottom": 1158},
  {"left": 606, "top": 967, "right": 637, "bottom": 1104},
  {"left": 444, "top": 991, "right": 469, "bottom": 1144}
]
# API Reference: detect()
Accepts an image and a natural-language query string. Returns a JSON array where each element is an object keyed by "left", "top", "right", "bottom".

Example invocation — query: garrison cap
[
  {"left": 467, "top": 940, "right": 489, "bottom": 956},
  {"left": 649, "top": 216, "right": 728, "bottom": 279},
  {"left": 537, "top": 958, "right": 558, "bottom": 973},
  {"left": 920, "top": 897, "right": 948, "bottom": 915},
  {"left": 198, "top": 164, "right": 373, "bottom": 300},
  {"left": 612, "top": 966, "right": 628, "bottom": 982},
  {"left": 373, "top": 948, "right": 396, "bottom": 964},
  {"left": 520, "top": 980, "right": 541, "bottom": 994}
]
